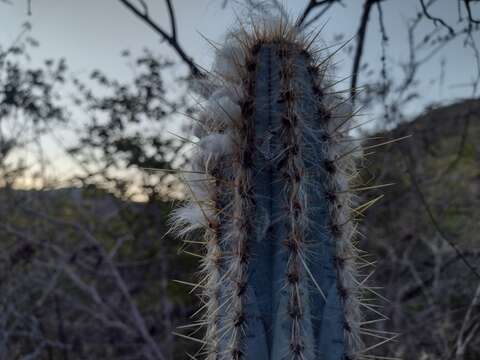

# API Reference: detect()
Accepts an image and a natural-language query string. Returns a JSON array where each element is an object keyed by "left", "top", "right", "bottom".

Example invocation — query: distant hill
[{"left": 362, "top": 99, "right": 480, "bottom": 359}]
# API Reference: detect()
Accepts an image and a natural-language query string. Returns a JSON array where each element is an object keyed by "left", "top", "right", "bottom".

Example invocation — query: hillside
[{"left": 362, "top": 99, "right": 480, "bottom": 359}]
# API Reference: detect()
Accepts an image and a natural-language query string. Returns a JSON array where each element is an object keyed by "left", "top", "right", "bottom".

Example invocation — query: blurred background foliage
[{"left": 0, "top": 1, "right": 479, "bottom": 359}]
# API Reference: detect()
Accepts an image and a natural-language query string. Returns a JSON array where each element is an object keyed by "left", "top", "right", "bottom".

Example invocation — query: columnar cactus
[{"left": 172, "top": 18, "right": 381, "bottom": 360}]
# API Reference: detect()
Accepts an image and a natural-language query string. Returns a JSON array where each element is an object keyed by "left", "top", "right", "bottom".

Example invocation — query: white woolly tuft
[
  {"left": 193, "top": 132, "right": 234, "bottom": 173},
  {"left": 212, "top": 39, "right": 245, "bottom": 80},
  {"left": 189, "top": 77, "right": 216, "bottom": 98},
  {"left": 182, "top": 171, "right": 212, "bottom": 203},
  {"left": 170, "top": 204, "right": 215, "bottom": 237},
  {"left": 206, "top": 95, "right": 241, "bottom": 124},
  {"left": 193, "top": 94, "right": 242, "bottom": 137},
  {"left": 199, "top": 133, "right": 233, "bottom": 156}
]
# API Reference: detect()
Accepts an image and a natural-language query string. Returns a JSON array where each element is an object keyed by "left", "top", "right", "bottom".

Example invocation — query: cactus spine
[{"left": 172, "top": 18, "right": 381, "bottom": 360}]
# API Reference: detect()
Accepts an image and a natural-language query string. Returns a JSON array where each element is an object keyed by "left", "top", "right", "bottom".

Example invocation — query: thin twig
[
  {"left": 419, "top": 0, "right": 455, "bottom": 36},
  {"left": 165, "top": 0, "right": 177, "bottom": 40},
  {"left": 464, "top": 0, "right": 480, "bottom": 25},
  {"left": 351, "top": 0, "right": 377, "bottom": 102},
  {"left": 296, "top": 0, "right": 342, "bottom": 28},
  {"left": 118, "top": 0, "right": 202, "bottom": 77}
]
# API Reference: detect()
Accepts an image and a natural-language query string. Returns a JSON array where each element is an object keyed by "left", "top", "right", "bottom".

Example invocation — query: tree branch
[
  {"left": 350, "top": 0, "right": 376, "bottom": 102},
  {"left": 464, "top": 0, "right": 480, "bottom": 25},
  {"left": 165, "top": 0, "right": 177, "bottom": 40},
  {"left": 419, "top": 0, "right": 455, "bottom": 36},
  {"left": 296, "top": 0, "right": 342, "bottom": 28},
  {"left": 302, "top": 2, "right": 335, "bottom": 29},
  {"left": 118, "top": 0, "right": 202, "bottom": 77}
]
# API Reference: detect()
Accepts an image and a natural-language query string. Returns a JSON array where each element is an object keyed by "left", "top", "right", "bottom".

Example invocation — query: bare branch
[
  {"left": 455, "top": 282, "right": 480, "bottom": 358},
  {"left": 464, "top": 0, "right": 480, "bottom": 25},
  {"left": 302, "top": 2, "right": 335, "bottom": 30},
  {"left": 419, "top": 0, "right": 455, "bottom": 36},
  {"left": 377, "top": 1, "right": 389, "bottom": 121},
  {"left": 137, "top": 0, "right": 148, "bottom": 15},
  {"left": 350, "top": 0, "right": 376, "bottom": 102},
  {"left": 165, "top": 0, "right": 177, "bottom": 40},
  {"left": 296, "top": 0, "right": 343, "bottom": 28},
  {"left": 118, "top": 0, "right": 202, "bottom": 77}
]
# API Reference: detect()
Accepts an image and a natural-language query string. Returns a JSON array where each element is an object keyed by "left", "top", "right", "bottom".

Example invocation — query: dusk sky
[{"left": 2, "top": 1, "right": 476, "bottom": 101}]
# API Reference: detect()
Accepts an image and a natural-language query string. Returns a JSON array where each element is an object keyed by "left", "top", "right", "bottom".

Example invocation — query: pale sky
[
  {"left": 2, "top": 0, "right": 476, "bottom": 99},
  {"left": 0, "top": 0, "right": 478, "bottom": 187}
]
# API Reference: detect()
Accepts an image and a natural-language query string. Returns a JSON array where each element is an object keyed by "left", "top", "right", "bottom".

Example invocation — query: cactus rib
[{"left": 172, "top": 17, "right": 384, "bottom": 360}]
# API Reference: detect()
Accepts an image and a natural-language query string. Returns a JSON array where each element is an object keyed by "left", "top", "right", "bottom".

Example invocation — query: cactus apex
[{"left": 172, "top": 15, "right": 387, "bottom": 360}]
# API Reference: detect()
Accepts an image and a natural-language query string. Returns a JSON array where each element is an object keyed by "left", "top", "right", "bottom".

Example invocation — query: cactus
[{"left": 172, "top": 18, "right": 384, "bottom": 360}]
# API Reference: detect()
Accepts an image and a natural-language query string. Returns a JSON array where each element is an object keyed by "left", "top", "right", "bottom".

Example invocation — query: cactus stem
[{"left": 172, "top": 15, "right": 390, "bottom": 360}]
